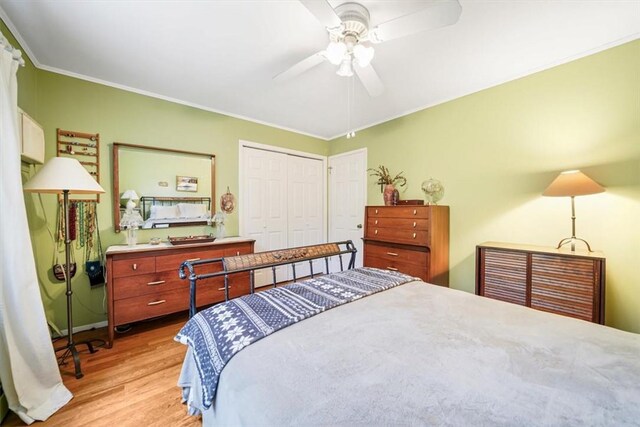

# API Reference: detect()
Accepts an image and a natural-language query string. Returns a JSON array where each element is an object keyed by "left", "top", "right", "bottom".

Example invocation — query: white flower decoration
[
  {"left": 221, "top": 318, "right": 239, "bottom": 331},
  {"left": 230, "top": 336, "right": 252, "bottom": 352},
  {"left": 225, "top": 325, "right": 245, "bottom": 341},
  {"left": 217, "top": 311, "right": 232, "bottom": 321}
]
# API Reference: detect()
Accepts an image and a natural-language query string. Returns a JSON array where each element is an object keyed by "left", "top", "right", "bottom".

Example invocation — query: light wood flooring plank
[{"left": 3, "top": 313, "right": 200, "bottom": 427}]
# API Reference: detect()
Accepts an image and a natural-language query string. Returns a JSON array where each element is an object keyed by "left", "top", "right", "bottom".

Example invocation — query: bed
[
  {"left": 175, "top": 244, "right": 640, "bottom": 426},
  {"left": 139, "top": 196, "right": 210, "bottom": 229}
]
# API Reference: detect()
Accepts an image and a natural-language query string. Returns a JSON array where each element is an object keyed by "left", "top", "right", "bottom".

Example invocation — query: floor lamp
[
  {"left": 24, "top": 157, "right": 105, "bottom": 379},
  {"left": 542, "top": 169, "right": 604, "bottom": 252}
]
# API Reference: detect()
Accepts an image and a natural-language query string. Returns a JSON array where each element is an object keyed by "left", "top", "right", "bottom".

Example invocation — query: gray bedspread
[{"left": 178, "top": 281, "right": 640, "bottom": 426}]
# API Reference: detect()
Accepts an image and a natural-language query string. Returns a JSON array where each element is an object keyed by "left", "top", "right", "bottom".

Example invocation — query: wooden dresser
[
  {"left": 363, "top": 205, "right": 450, "bottom": 286},
  {"left": 476, "top": 242, "right": 606, "bottom": 324},
  {"left": 106, "top": 237, "right": 255, "bottom": 347}
]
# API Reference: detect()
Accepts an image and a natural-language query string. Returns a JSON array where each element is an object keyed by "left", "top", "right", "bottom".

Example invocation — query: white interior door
[
  {"left": 241, "top": 147, "right": 288, "bottom": 286},
  {"left": 328, "top": 148, "right": 367, "bottom": 271},
  {"left": 288, "top": 155, "right": 324, "bottom": 278}
]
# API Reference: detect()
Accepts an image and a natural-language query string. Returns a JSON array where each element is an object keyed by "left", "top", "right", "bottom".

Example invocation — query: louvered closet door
[
  {"left": 530, "top": 254, "right": 597, "bottom": 322},
  {"left": 481, "top": 249, "right": 528, "bottom": 306}
]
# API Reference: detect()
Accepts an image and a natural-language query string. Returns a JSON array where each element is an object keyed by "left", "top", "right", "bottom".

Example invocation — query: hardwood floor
[{"left": 3, "top": 313, "right": 200, "bottom": 427}]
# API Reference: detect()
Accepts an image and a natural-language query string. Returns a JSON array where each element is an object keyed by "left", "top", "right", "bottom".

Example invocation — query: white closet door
[
  {"left": 242, "top": 148, "right": 288, "bottom": 286},
  {"left": 328, "top": 149, "right": 367, "bottom": 271},
  {"left": 287, "top": 155, "right": 324, "bottom": 278}
]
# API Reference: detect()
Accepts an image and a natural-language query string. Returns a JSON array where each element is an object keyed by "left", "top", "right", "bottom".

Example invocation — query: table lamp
[
  {"left": 542, "top": 169, "right": 604, "bottom": 252},
  {"left": 121, "top": 189, "right": 139, "bottom": 210},
  {"left": 24, "top": 157, "right": 105, "bottom": 379}
]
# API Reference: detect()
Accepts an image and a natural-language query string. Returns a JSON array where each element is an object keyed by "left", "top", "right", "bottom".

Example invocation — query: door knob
[{"left": 356, "top": 224, "right": 363, "bottom": 229}]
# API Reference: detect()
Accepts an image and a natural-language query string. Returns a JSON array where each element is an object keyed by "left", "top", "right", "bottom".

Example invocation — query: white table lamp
[{"left": 121, "top": 189, "right": 139, "bottom": 210}]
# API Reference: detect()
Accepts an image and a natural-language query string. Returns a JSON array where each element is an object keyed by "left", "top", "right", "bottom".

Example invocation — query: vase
[
  {"left": 125, "top": 226, "right": 138, "bottom": 246},
  {"left": 383, "top": 184, "right": 396, "bottom": 206}
]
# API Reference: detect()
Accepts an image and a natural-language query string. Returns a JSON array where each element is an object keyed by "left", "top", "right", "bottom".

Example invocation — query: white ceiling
[{"left": 1, "top": 1, "right": 638, "bottom": 140}]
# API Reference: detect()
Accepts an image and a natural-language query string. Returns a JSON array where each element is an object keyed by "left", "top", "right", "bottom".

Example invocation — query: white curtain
[{"left": 0, "top": 43, "right": 72, "bottom": 422}]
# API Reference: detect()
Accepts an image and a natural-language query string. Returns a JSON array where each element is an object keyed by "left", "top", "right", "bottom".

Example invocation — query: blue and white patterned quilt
[{"left": 175, "top": 267, "right": 416, "bottom": 409}]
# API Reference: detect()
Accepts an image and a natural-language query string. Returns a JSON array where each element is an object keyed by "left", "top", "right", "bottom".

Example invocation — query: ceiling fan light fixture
[
  {"left": 336, "top": 57, "right": 354, "bottom": 77},
  {"left": 336, "top": 55, "right": 353, "bottom": 77},
  {"left": 353, "top": 44, "right": 374, "bottom": 67},
  {"left": 325, "top": 41, "right": 347, "bottom": 65}
]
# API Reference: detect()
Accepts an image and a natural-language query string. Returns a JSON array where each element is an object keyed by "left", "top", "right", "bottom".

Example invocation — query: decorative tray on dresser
[
  {"left": 105, "top": 236, "right": 255, "bottom": 347},
  {"left": 476, "top": 242, "right": 606, "bottom": 324},
  {"left": 363, "top": 205, "right": 450, "bottom": 286}
]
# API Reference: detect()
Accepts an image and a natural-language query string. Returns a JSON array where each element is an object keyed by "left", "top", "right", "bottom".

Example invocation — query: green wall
[
  {"left": 19, "top": 61, "right": 326, "bottom": 331},
  {"left": 1, "top": 21, "right": 37, "bottom": 117},
  {"left": 330, "top": 40, "right": 640, "bottom": 333}
]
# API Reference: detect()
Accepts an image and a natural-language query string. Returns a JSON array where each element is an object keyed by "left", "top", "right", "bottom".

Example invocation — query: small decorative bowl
[{"left": 149, "top": 237, "right": 161, "bottom": 245}]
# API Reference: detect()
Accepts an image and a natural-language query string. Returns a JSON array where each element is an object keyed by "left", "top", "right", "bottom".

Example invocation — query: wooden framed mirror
[{"left": 112, "top": 142, "right": 215, "bottom": 232}]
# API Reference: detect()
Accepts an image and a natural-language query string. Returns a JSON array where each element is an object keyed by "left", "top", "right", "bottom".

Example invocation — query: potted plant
[{"left": 368, "top": 165, "right": 407, "bottom": 206}]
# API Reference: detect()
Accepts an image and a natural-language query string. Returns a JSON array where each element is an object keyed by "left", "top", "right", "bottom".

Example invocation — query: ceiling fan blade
[
  {"left": 370, "top": 0, "right": 462, "bottom": 43},
  {"left": 273, "top": 52, "right": 326, "bottom": 83},
  {"left": 299, "top": 0, "right": 342, "bottom": 30},
  {"left": 355, "top": 64, "right": 384, "bottom": 97}
]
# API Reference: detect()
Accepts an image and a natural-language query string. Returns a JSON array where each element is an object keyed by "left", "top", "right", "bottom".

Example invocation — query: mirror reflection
[{"left": 113, "top": 143, "right": 215, "bottom": 232}]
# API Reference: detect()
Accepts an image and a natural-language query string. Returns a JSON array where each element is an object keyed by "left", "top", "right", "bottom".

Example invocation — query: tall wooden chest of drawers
[
  {"left": 363, "top": 206, "right": 450, "bottom": 286},
  {"left": 476, "top": 242, "right": 606, "bottom": 324},
  {"left": 106, "top": 237, "right": 254, "bottom": 347}
]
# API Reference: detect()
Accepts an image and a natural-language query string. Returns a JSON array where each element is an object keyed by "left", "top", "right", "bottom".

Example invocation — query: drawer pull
[
  {"left": 147, "top": 300, "right": 166, "bottom": 306},
  {"left": 374, "top": 220, "right": 378, "bottom": 225},
  {"left": 147, "top": 280, "right": 165, "bottom": 286},
  {"left": 413, "top": 209, "right": 417, "bottom": 215},
  {"left": 217, "top": 286, "right": 232, "bottom": 291},
  {"left": 186, "top": 258, "right": 201, "bottom": 262},
  {"left": 236, "top": 251, "right": 240, "bottom": 256},
  {"left": 386, "top": 252, "right": 399, "bottom": 257},
  {"left": 413, "top": 221, "right": 417, "bottom": 228},
  {"left": 386, "top": 267, "right": 399, "bottom": 271},
  {"left": 375, "top": 209, "right": 378, "bottom": 214},
  {"left": 412, "top": 233, "right": 417, "bottom": 239},
  {"left": 374, "top": 229, "right": 378, "bottom": 235},
  {"left": 132, "top": 263, "right": 137, "bottom": 271}
]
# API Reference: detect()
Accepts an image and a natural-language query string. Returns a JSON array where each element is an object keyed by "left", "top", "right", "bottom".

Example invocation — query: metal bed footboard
[{"left": 179, "top": 240, "right": 357, "bottom": 318}]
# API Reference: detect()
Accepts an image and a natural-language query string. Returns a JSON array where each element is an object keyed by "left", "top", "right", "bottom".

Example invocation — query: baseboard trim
[{"left": 57, "top": 321, "right": 108, "bottom": 337}]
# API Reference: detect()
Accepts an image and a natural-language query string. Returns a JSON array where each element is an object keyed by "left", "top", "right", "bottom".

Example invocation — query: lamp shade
[
  {"left": 23, "top": 157, "right": 105, "bottom": 194},
  {"left": 542, "top": 170, "right": 604, "bottom": 197},
  {"left": 121, "top": 189, "right": 139, "bottom": 200}
]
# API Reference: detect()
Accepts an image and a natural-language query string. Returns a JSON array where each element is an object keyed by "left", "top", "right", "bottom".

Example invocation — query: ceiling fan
[{"left": 274, "top": 0, "right": 463, "bottom": 97}]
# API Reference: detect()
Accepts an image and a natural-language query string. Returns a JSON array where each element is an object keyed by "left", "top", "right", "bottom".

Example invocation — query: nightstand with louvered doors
[
  {"left": 363, "top": 205, "right": 449, "bottom": 286},
  {"left": 476, "top": 242, "right": 605, "bottom": 324}
]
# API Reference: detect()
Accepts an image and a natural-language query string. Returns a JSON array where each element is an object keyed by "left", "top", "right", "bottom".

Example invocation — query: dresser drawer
[
  {"left": 224, "top": 243, "right": 253, "bottom": 256},
  {"left": 113, "top": 289, "right": 189, "bottom": 325},
  {"left": 367, "top": 217, "right": 429, "bottom": 231},
  {"left": 112, "top": 271, "right": 184, "bottom": 300},
  {"left": 112, "top": 257, "right": 156, "bottom": 278},
  {"left": 365, "top": 243, "right": 427, "bottom": 267},
  {"left": 367, "top": 206, "right": 429, "bottom": 219},
  {"left": 196, "top": 276, "right": 250, "bottom": 306},
  {"left": 156, "top": 248, "right": 224, "bottom": 272},
  {"left": 365, "top": 227, "right": 429, "bottom": 245},
  {"left": 364, "top": 255, "right": 426, "bottom": 281}
]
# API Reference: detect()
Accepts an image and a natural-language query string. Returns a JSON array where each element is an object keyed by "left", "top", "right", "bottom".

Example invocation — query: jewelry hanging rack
[{"left": 56, "top": 129, "right": 101, "bottom": 202}]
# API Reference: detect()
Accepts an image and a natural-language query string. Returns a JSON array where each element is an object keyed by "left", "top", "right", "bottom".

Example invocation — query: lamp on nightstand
[
  {"left": 542, "top": 169, "right": 604, "bottom": 252},
  {"left": 24, "top": 157, "right": 105, "bottom": 379}
]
